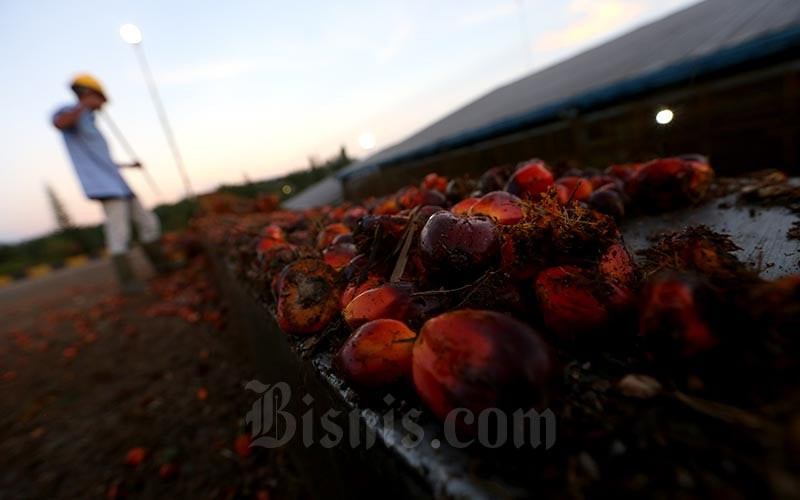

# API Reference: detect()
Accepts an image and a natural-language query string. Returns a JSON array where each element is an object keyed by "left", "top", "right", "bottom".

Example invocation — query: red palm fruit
[
  {"left": 331, "top": 233, "right": 354, "bottom": 245},
  {"left": 589, "top": 175, "right": 624, "bottom": 191},
  {"left": 335, "top": 319, "right": 416, "bottom": 387},
  {"left": 500, "top": 235, "right": 539, "bottom": 280},
  {"left": 555, "top": 176, "right": 593, "bottom": 202},
  {"left": 624, "top": 157, "right": 714, "bottom": 210},
  {"left": 323, "top": 243, "right": 358, "bottom": 271},
  {"left": 256, "top": 224, "right": 286, "bottom": 254},
  {"left": 125, "top": 447, "right": 148, "bottom": 466},
  {"left": 422, "top": 173, "right": 448, "bottom": 192},
  {"left": 397, "top": 186, "right": 423, "bottom": 209},
  {"left": 419, "top": 189, "right": 448, "bottom": 207},
  {"left": 343, "top": 282, "right": 441, "bottom": 330},
  {"left": 374, "top": 198, "right": 401, "bottom": 215},
  {"left": 412, "top": 309, "right": 554, "bottom": 423},
  {"left": 639, "top": 273, "right": 717, "bottom": 357},
  {"left": 451, "top": 197, "right": 480, "bottom": 215},
  {"left": 259, "top": 243, "right": 298, "bottom": 274},
  {"left": 588, "top": 185, "right": 626, "bottom": 218},
  {"left": 277, "top": 258, "right": 341, "bottom": 335},
  {"left": 599, "top": 243, "right": 636, "bottom": 310},
  {"left": 535, "top": 266, "right": 609, "bottom": 338},
  {"left": 554, "top": 184, "right": 570, "bottom": 205},
  {"left": 479, "top": 165, "right": 513, "bottom": 193},
  {"left": 419, "top": 212, "right": 501, "bottom": 282},
  {"left": 469, "top": 191, "right": 525, "bottom": 225},
  {"left": 505, "top": 160, "right": 554, "bottom": 200},
  {"left": 340, "top": 274, "right": 385, "bottom": 310},
  {"left": 605, "top": 163, "right": 642, "bottom": 182},
  {"left": 353, "top": 214, "right": 409, "bottom": 255},
  {"left": 316, "top": 223, "right": 351, "bottom": 249},
  {"left": 343, "top": 206, "right": 368, "bottom": 228}
]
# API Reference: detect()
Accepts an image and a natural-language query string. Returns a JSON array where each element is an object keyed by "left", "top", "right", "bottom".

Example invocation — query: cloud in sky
[
  {"left": 377, "top": 22, "right": 412, "bottom": 64},
  {"left": 456, "top": 2, "right": 520, "bottom": 28},
  {"left": 535, "top": 0, "right": 645, "bottom": 52}
]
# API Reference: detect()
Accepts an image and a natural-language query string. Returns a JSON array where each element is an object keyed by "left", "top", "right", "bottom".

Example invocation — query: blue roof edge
[{"left": 339, "top": 25, "right": 800, "bottom": 182}]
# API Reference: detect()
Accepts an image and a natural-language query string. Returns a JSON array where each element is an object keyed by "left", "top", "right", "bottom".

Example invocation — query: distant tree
[{"left": 45, "top": 183, "right": 73, "bottom": 231}]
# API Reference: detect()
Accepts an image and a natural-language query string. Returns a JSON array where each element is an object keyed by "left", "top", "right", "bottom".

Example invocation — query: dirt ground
[{"left": 0, "top": 252, "right": 304, "bottom": 499}]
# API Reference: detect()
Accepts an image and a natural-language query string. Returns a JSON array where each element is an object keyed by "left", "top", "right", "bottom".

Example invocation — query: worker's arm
[{"left": 52, "top": 104, "right": 87, "bottom": 130}]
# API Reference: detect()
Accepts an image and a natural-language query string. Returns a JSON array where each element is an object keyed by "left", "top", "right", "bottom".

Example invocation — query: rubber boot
[
  {"left": 142, "top": 241, "right": 183, "bottom": 274},
  {"left": 111, "top": 254, "right": 146, "bottom": 295}
]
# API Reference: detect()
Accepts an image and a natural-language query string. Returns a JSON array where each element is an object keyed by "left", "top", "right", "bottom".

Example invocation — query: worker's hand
[{"left": 121, "top": 161, "right": 142, "bottom": 169}]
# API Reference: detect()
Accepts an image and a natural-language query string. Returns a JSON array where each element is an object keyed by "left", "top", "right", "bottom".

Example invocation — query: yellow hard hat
[{"left": 70, "top": 74, "right": 107, "bottom": 99}]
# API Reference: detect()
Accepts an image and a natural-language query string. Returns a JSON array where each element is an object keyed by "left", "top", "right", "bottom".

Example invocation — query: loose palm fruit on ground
[
  {"left": 535, "top": 265, "right": 609, "bottom": 339},
  {"left": 276, "top": 258, "right": 341, "bottom": 335},
  {"left": 505, "top": 159, "right": 554, "bottom": 200},
  {"left": 419, "top": 211, "right": 501, "bottom": 282},
  {"left": 335, "top": 319, "right": 416, "bottom": 388},
  {"left": 469, "top": 191, "right": 525, "bottom": 225},
  {"left": 343, "top": 282, "right": 443, "bottom": 330},
  {"left": 638, "top": 272, "right": 717, "bottom": 358},
  {"left": 624, "top": 157, "right": 714, "bottom": 210},
  {"left": 412, "top": 309, "right": 554, "bottom": 424},
  {"left": 555, "top": 176, "right": 593, "bottom": 202}
]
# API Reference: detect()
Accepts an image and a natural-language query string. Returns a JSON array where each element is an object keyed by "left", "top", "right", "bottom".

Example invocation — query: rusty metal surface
[{"left": 622, "top": 193, "right": 800, "bottom": 279}]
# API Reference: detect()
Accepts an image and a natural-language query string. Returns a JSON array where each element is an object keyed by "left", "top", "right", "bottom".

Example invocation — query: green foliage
[{"left": 0, "top": 147, "right": 355, "bottom": 276}]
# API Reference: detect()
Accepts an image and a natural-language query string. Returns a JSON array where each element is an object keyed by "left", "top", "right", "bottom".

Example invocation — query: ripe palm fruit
[
  {"left": 555, "top": 176, "right": 593, "bottom": 202},
  {"left": 256, "top": 224, "right": 286, "bottom": 254},
  {"left": 276, "top": 258, "right": 341, "bottom": 335},
  {"left": 412, "top": 309, "right": 554, "bottom": 423},
  {"left": 451, "top": 197, "right": 480, "bottom": 216},
  {"left": 588, "top": 185, "right": 626, "bottom": 218},
  {"left": 535, "top": 266, "right": 609, "bottom": 339},
  {"left": 343, "top": 282, "right": 441, "bottom": 330},
  {"left": 478, "top": 165, "right": 513, "bottom": 194},
  {"left": 353, "top": 214, "right": 409, "bottom": 255},
  {"left": 469, "top": 191, "right": 525, "bottom": 225},
  {"left": 335, "top": 319, "right": 416, "bottom": 388},
  {"left": 639, "top": 272, "right": 717, "bottom": 358},
  {"left": 340, "top": 274, "right": 385, "bottom": 310},
  {"left": 422, "top": 173, "right": 448, "bottom": 192},
  {"left": 419, "top": 211, "right": 501, "bottom": 282},
  {"left": 322, "top": 242, "right": 357, "bottom": 271},
  {"left": 316, "top": 223, "right": 351, "bottom": 249},
  {"left": 624, "top": 157, "right": 714, "bottom": 210},
  {"left": 505, "top": 160, "right": 554, "bottom": 200}
]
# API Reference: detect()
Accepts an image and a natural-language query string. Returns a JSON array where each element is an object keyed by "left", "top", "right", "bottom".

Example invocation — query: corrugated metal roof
[{"left": 337, "top": 0, "right": 800, "bottom": 181}]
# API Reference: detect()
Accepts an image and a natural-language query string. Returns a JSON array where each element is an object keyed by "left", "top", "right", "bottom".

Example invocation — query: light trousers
[{"left": 101, "top": 198, "right": 161, "bottom": 255}]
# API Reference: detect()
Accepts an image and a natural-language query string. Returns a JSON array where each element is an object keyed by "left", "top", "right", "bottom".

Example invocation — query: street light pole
[{"left": 119, "top": 23, "right": 194, "bottom": 199}]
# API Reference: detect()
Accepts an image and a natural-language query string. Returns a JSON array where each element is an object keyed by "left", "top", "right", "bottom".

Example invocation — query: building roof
[{"left": 286, "top": 0, "right": 800, "bottom": 208}]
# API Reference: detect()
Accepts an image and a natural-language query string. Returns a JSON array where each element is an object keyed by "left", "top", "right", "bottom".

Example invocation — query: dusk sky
[{"left": 0, "top": 0, "right": 697, "bottom": 241}]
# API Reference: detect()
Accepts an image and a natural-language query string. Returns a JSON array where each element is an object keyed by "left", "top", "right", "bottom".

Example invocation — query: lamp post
[{"left": 119, "top": 23, "right": 194, "bottom": 199}]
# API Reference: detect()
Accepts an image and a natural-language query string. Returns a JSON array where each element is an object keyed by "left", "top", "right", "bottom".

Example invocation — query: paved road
[{"left": 0, "top": 249, "right": 153, "bottom": 333}]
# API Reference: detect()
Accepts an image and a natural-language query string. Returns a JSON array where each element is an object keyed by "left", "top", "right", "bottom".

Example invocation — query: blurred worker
[{"left": 52, "top": 74, "right": 174, "bottom": 293}]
